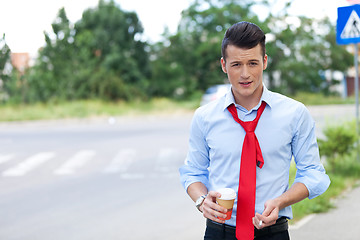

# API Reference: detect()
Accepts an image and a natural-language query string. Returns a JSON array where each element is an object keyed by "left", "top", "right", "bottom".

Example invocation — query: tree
[
  {"left": 151, "top": 0, "right": 353, "bottom": 97},
  {"left": 265, "top": 14, "right": 353, "bottom": 94},
  {"left": 6, "top": 0, "right": 355, "bottom": 103},
  {"left": 28, "top": 7, "right": 76, "bottom": 102},
  {"left": 149, "top": 0, "right": 267, "bottom": 98},
  {"left": 27, "top": 0, "right": 150, "bottom": 102},
  {"left": 0, "top": 34, "right": 11, "bottom": 101},
  {"left": 74, "top": 0, "right": 150, "bottom": 100}
]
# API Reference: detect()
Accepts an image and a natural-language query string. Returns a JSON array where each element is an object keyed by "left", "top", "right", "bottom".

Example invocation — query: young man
[{"left": 179, "top": 22, "right": 330, "bottom": 240}]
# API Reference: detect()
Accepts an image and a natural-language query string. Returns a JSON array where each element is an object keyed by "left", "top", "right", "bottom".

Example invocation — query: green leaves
[
  {"left": 0, "top": 34, "right": 11, "bottom": 73},
  {"left": 2, "top": 0, "right": 356, "bottom": 103},
  {"left": 318, "top": 121, "right": 358, "bottom": 174},
  {"left": 149, "top": 0, "right": 264, "bottom": 98},
  {"left": 20, "top": 0, "right": 150, "bottom": 103},
  {"left": 319, "top": 122, "right": 357, "bottom": 158},
  {"left": 265, "top": 16, "right": 353, "bottom": 94}
]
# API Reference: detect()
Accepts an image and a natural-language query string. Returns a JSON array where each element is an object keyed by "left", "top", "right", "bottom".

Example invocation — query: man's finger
[{"left": 253, "top": 215, "right": 264, "bottom": 229}]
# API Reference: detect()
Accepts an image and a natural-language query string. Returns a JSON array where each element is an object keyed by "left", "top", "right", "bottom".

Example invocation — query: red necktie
[{"left": 227, "top": 101, "right": 266, "bottom": 240}]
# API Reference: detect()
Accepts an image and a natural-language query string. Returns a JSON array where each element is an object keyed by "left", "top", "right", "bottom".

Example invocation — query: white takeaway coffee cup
[{"left": 216, "top": 188, "right": 236, "bottom": 220}]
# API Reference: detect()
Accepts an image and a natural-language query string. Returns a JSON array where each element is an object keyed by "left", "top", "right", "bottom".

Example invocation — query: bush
[
  {"left": 318, "top": 121, "right": 357, "bottom": 172},
  {"left": 318, "top": 121, "right": 358, "bottom": 172},
  {"left": 290, "top": 121, "right": 360, "bottom": 222},
  {"left": 318, "top": 121, "right": 357, "bottom": 156}
]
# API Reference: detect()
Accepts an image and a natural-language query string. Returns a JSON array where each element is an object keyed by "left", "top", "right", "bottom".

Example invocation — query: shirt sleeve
[
  {"left": 179, "top": 108, "right": 210, "bottom": 192},
  {"left": 291, "top": 105, "right": 331, "bottom": 199}
]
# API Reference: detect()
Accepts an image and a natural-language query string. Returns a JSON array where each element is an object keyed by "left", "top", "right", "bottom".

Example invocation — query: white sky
[{"left": 0, "top": 0, "right": 351, "bottom": 57}]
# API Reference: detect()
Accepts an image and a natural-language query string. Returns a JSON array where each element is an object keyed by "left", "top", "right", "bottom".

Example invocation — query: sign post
[{"left": 337, "top": 4, "right": 360, "bottom": 160}]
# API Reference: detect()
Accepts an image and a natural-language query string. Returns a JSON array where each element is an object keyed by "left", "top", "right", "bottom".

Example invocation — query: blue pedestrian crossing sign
[{"left": 337, "top": 4, "right": 360, "bottom": 44}]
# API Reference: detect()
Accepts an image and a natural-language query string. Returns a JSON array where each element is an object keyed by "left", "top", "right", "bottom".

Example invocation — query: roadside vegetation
[
  {"left": 0, "top": 98, "right": 199, "bottom": 122},
  {"left": 290, "top": 120, "right": 360, "bottom": 222},
  {"left": 0, "top": 92, "right": 355, "bottom": 122}
]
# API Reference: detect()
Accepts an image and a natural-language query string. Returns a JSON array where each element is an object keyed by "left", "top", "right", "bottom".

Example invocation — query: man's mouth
[{"left": 240, "top": 81, "right": 252, "bottom": 86}]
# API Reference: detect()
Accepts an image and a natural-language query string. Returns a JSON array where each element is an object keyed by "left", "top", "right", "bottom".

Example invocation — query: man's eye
[
  {"left": 231, "top": 63, "right": 239, "bottom": 67},
  {"left": 249, "top": 62, "right": 258, "bottom": 66}
]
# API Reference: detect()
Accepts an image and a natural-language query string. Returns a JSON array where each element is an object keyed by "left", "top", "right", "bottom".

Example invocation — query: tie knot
[
  {"left": 227, "top": 102, "right": 267, "bottom": 133},
  {"left": 240, "top": 121, "right": 257, "bottom": 133}
]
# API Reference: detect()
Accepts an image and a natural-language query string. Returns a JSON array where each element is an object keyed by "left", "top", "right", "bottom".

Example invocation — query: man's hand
[
  {"left": 253, "top": 182, "right": 309, "bottom": 229},
  {"left": 252, "top": 198, "right": 280, "bottom": 229},
  {"left": 201, "top": 191, "right": 228, "bottom": 224}
]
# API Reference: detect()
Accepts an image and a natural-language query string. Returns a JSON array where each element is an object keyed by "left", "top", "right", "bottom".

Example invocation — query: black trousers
[{"left": 204, "top": 218, "right": 290, "bottom": 240}]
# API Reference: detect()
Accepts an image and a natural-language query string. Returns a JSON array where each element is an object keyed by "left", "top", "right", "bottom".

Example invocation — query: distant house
[
  {"left": 344, "top": 48, "right": 360, "bottom": 97},
  {"left": 345, "top": 76, "right": 360, "bottom": 97},
  {"left": 11, "top": 52, "right": 30, "bottom": 74},
  {"left": 342, "top": 45, "right": 360, "bottom": 98}
]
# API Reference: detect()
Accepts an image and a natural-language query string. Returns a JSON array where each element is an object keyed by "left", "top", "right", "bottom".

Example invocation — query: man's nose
[{"left": 240, "top": 66, "right": 250, "bottom": 79}]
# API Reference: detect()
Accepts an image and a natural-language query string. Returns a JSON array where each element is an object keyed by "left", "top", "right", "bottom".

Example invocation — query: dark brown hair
[{"left": 221, "top": 21, "right": 266, "bottom": 61}]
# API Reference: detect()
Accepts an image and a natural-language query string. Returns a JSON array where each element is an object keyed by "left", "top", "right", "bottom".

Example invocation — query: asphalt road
[
  {"left": 289, "top": 184, "right": 360, "bottom": 240},
  {"left": 0, "top": 104, "right": 357, "bottom": 239},
  {"left": 0, "top": 114, "right": 199, "bottom": 240}
]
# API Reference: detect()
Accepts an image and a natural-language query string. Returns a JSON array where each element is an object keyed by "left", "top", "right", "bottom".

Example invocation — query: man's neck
[{"left": 234, "top": 86, "right": 263, "bottom": 111}]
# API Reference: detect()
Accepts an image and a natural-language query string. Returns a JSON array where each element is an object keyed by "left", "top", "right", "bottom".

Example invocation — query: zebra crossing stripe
[
  {"left": 1, "top": 148, "right": 182, "bottom": 178},
  {"left": 54, "top": 150, "right": 96, "bottom": 175},
  {"left": 2, "top": 152, "right": 55, "bottom": 177},
  {"left": 103, "top": 149, "right": 136, "bottom": 173},
  {"left": 155, "top": 148, "right": 178, "bottom": 172}
]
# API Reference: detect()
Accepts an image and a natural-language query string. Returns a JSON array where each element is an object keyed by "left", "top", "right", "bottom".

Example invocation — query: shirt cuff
[{"left": 293, "top": 169, "right": 331, "bottom": 199}]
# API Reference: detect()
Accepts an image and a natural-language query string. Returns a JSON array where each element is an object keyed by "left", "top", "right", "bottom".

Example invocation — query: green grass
[
  {"left": 292, "top": 92, "right": 355, "bottom": 105},
  {"left": 0, "top": 92, "right": 355, "bottom": 122},
  {"left": 0, "top": 98, "right": 199, "bottom": 122}
]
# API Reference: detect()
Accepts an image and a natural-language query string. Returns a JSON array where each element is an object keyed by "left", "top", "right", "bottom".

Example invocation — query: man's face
[{"left": 221, "top": 44, "right": 267, "bottom": 106}]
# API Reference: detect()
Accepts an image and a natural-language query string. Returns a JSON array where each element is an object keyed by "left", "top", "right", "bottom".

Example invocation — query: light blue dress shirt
[{"left": 179, "top": 85, "right": 330, "bottom": 227}]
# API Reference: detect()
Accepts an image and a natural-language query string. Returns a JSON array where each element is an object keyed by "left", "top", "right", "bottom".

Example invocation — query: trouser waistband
[{"left": 206, "top": 217, "right": 288, "bottom": 238}]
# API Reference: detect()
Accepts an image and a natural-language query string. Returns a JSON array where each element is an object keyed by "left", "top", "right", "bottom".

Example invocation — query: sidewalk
[{"left": 289, "top": 185, "right": 360, "bottom": 240}]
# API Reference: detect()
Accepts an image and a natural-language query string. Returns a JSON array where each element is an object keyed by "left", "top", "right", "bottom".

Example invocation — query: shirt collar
[{"left": 223, "top": 84, "right": 273, "bottom": 111}]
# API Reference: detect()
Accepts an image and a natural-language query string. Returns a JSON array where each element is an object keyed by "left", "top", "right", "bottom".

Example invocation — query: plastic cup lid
[{"left": 217, "top": 188, "right": 236, "bottom": 200}]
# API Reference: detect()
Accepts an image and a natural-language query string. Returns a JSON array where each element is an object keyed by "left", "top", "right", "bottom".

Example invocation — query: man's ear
[
  {"left": 263, "top": 54, "right": 268, "bottom": 70},
  {"left": 220, "top": 57, "right": 227, "bottom": 73}
]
